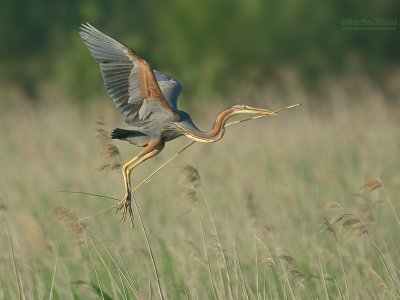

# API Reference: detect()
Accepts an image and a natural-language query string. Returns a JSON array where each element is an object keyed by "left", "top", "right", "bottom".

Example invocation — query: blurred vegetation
[
  {"left": 1, "top": 98, "right": 400, "bottom": 299},
  {"left": 0, "top": 0, "right": 399, "bottom": 103}
]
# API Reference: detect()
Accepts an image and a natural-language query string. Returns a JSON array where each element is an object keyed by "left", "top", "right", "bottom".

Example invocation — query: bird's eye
[{"left": 242, "top": 105, "right": 250, "bottom": 110}]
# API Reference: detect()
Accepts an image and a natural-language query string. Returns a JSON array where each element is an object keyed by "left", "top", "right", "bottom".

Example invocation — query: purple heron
[{"left": 79, "top": 23, "right": 276, "bottom": 222}]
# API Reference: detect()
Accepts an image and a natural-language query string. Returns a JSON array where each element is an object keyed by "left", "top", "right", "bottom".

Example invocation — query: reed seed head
[
  {"left": 53, "top": 205, "right": 88, "bottom": 235},
  {"left": 180, "top": 165, "right": 201, "bottom": 201},
  {"left": 260, "top": 249, "right": 275, "bottom": 267},
  {"left": 181, "top": 165, "right": 200, "bottom": 185},
  {"left": 320, "top": 217, "right": 338, "bottom": 241},
  {"left": 277, "top": 248, "right": 307, "bottom": 288},
  {"left": 325, "top": 201, "right": 343, "bottom": 210},
  {"left": 101, "top": 143, "right": 120, "bottom": 158},
  {"left": 360, "top": 179, "right": 383, "bottom": 192},
  {"left": 96, "top": 163, "right": 122, "bottom": 172},
  {"left": 96, "top": 116, "right": 105, "bottom": 126},
  {"left": 364, "top": 267, "right": 387, "bottom": 297},
  {"left": 95, "top": 128, "right": 109, "bottom": 142},
  {"left": 334, "top": 213, "right": 368, "bottom": 240}
]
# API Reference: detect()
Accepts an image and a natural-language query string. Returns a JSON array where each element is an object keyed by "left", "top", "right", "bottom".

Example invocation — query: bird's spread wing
[
  {"left": 79, "top": 23, "right": 177, "bottom": 126},
  {"left": 153, "top": 70, "right": 182, "bottom": 112}
]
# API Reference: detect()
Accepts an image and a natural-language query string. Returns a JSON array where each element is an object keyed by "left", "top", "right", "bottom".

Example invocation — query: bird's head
[{"left": 231, "top": 104, "right": 277, "bottom": 116}]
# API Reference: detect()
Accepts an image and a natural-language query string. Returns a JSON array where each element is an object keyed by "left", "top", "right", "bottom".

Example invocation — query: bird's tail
[
  {"left": 111, "top": 128, "right": 135, "bottom": 140},
  {"left": 111, "top": 128, "right": 149, "bottom": 146}
]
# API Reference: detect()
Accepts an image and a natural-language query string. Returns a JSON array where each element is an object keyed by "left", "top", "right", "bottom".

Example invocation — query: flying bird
[{"left": 79, "top": 23, "right": 277, "bottom": 223}]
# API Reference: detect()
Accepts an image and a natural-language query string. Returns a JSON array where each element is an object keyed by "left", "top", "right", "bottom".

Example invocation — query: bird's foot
[{"left": 115, "top": 191, "right": 134, "bottom": 227}]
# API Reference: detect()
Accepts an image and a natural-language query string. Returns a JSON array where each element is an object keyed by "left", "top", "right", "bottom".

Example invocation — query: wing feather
[
  {"left": 79, "top": 23, "right": 177, "bottom": 126},
  {"left": 153, "top": 70, "right": 182, "bottom": 111}
]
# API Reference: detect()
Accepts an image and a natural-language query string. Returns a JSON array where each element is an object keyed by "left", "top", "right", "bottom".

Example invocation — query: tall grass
[{"left": 1, "top": 97, "right": 400, "bottom": 299}]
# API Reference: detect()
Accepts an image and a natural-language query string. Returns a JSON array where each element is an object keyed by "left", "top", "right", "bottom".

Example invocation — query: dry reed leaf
[{"left": 360, "top": 179, "right": 383, "bottom": 192}]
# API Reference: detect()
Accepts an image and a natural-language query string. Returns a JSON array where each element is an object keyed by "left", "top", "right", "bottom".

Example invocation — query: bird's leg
[
  {"left": 115, "top": 158, "right": 137, "bottom": 224},
  {"left": 116, "top": 141, "right": 165, "bottom": 224}
]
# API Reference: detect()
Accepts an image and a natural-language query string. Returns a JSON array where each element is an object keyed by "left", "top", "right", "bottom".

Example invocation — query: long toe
[
  {"left": 116, "top": 192, "right": 133, "bottom": 224},
  {"left": 128, "top": 206, "right": 134, "bottom": 228}
]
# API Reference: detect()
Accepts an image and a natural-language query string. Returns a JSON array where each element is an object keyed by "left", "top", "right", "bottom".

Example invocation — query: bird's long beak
[{"left": 246, "top": 106, "right": 277, "bottom": 115}]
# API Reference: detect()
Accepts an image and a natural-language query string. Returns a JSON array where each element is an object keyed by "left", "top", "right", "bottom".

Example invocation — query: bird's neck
[{"left": 181, "top": 108, "right": 236, "bottom": 143}]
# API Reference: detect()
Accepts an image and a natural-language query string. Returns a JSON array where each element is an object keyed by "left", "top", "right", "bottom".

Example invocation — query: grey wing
[
  {"left": 153, "top": 70, "right": 182, "bottom": 112},
  {"left": 79, "top": 23, "right": 175, "bottom": 126}
]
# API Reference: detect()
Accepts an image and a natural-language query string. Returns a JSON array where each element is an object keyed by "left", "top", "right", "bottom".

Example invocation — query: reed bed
[{"left": 0, "top": 98, "right": 399, "bottom": 299}]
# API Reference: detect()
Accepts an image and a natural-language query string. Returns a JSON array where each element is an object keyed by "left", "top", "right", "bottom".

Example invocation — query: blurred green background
[{"left": 0, "top": 0, "right": 399, "bottom": 105}]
